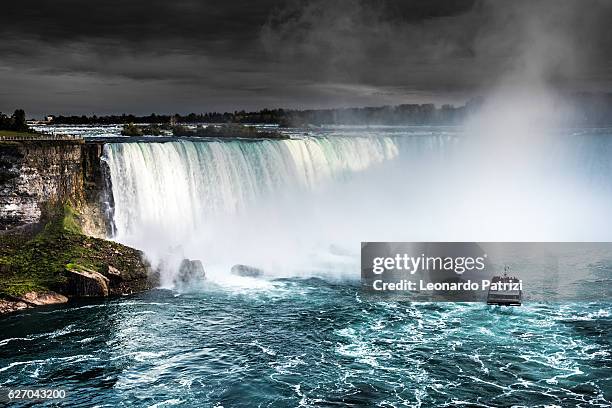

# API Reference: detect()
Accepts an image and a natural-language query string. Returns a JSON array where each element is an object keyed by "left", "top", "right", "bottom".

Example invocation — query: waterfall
[
  {"left": 102, "top": 131, "right": 612, "bottom": 285},
  {"left": 103, "top": 136, "right": 408, "bottom": 238},
  {"left": 103, "top": 135, "right": 448, "bottom": 282}
]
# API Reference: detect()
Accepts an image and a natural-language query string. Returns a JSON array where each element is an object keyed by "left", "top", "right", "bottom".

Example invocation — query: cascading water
[
  {"left": 102, "top": 130, "right": 612, "bottom": 286},
  {"left": 103, "top": 134, "right": 450, "bottom": 284},
  {"left": 104, "top": 136, "right": 401, "bottom": 234}
]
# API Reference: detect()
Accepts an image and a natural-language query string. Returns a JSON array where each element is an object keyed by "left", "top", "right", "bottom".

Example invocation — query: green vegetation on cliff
[{"left": 0, "top": 203, "right": 152, "bottom": 298}]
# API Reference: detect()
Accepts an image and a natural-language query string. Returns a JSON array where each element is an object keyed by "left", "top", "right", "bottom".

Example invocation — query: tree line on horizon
[
  {"left": 29, "top": 92, "right": 612, "bottom": 127},
  {"left": 48, "top": 102, "right": 480, "bottom": 127}
]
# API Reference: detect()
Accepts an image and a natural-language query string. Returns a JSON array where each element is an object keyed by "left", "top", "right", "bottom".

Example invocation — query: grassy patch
[
  {"left": 0, "top": 130, "right": 40, "bottom": 138},
  {"left": 62, "top": 203, "right": 82, "bottom": 235}
]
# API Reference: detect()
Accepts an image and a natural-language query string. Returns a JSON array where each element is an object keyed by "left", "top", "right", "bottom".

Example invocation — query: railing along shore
[{"left": 0, "top": 133, "right": 83, "bottom": 141}]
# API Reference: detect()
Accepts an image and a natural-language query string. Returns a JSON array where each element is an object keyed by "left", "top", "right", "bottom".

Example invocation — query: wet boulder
[
  {"left": 64, "top": 265, "right": 110, "bottom": 297},
  {"left": 0, "top": 299, "right": 30, "bottom": 314},
  {"left": 230, "top": 264, "right": 264, "bottom": 278},
  {"left": 101, "top": 264, "right": 158, "bottom": 296},
  {"left": 18, "top": 291, "right": 68, "bottom": 306},
  {"left": 174, "top": 259, "right": 206, "bottom": 290}
]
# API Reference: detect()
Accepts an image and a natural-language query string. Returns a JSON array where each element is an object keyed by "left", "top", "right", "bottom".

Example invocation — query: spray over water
[{"left": 103, "top": 125, "right": 612, "bottom": 289}]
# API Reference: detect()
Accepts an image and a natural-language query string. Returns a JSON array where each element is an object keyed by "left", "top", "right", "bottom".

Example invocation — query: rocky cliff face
[
  {"left": 0, "top": 140, "right": 111, "bottom": 236},
  {"left": 81, "top": 143, "right": 114, "bottom": 238},
  {"left": 0, "top": 140, "right": 84, "bottom": 232}
]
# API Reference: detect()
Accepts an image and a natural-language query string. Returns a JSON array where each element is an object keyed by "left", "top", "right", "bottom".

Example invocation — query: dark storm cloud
[
  {"left": 0, "top": 1, "right": 277, "bottom": 45},
  {"left": 0, "top": 0, "right": 610, "bottom": 116}
]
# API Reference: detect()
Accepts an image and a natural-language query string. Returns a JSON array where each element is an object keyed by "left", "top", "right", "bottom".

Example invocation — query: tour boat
[{"left": 486, "top": 266, "right": 522, "bottom": 306}]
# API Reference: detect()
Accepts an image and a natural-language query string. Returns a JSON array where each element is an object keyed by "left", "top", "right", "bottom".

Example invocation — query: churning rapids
[{"left": 2, "top": 125, "right": 612, "bottom": 407}]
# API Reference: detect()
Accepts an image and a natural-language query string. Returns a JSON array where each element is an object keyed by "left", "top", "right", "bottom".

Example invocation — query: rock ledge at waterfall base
[{"left": 0, "top": 204, "right": 159, "bottom": 315}]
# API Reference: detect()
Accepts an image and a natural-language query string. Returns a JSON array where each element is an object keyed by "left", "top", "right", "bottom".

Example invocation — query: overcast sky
[{"left": 0, "top": 0, "right": 610, "bottom": 116}]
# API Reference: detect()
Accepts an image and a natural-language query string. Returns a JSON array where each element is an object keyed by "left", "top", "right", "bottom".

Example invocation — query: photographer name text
[{"left": 371, "top": 279, "right": 523, "bottom": 292}]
